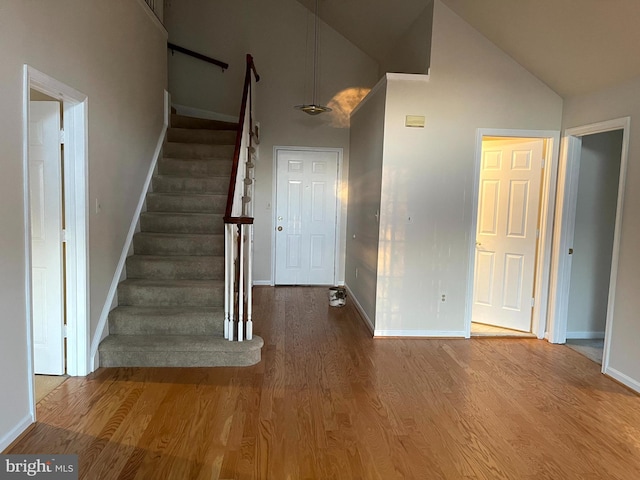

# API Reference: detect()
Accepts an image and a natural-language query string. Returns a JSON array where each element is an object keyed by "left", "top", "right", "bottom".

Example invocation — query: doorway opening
[
  {"left": 24, "top": 66, "right": 89, "bottom": 413},
  {"left": 466, "top": 129, "right": 561, "bottom": 339},
  {"left": 547, "top": 118, "right": 630, "bottom": 376}
]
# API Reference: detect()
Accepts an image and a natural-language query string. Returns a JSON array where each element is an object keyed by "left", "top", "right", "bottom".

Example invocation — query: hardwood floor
[{"left": 6, "top": 287, "right": 640, "bottom": 479}]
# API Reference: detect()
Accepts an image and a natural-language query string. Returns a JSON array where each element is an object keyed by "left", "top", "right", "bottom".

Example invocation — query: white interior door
[
  {"left": 472, "top": 138, "right": 544, "bottom": 332},
  {"left": 275, "top": 149, "right": 338, "bottom": 285},
  {"left": 29, "top": 101, "right": 65, "bottom": 375}
]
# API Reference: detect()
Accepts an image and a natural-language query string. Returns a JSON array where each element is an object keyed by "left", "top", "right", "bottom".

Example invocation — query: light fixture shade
[{"left": 295, "top": 104, "right": 332, "bottom": 115}]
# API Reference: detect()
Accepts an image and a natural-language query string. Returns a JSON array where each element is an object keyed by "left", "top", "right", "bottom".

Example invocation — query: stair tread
[
  {"left": 110, "top": 305, "right": 222, "bottom": 315},
  {"left": 127, "top": 255, "right": 223, "bottom": 261},
  {"left": 135, "top": 232, "right": 223, "bottom": 238},
  {"left": 120, "top": 278, "right": 224, "bottom": 287},
  {"left": 141, "top": 212, "right": 224, "bottom": 217},
  {"left": 100, "top": 334, "right": 263, "bottom": 352}
]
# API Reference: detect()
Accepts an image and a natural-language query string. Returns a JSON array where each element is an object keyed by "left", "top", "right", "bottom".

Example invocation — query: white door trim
[
  {"left": 23, "top": 65, "right": 89, "bottom": 392},
  {"left": 547, "top": 117, "right": 630, "bottom": 376},
  {"left": 271, "top": 146, "right": 343, "bottom": 286},
  {"left": 465, "top": 129, "right": 561, "bottom": 339}
]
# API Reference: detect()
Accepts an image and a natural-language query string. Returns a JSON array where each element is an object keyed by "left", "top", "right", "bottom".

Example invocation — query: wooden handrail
[
  {"left": 167, "top": 42, "right": 229, "bottom": 71},
  {"left": 225, "top": 54, "right": 260, "bottom": 224}
]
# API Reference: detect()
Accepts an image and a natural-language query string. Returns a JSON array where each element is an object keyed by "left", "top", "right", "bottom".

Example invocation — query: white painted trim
[
  {"left": 344, "top": 284, "right": 374, "bottom": 334},
  {"left": 566, "top": 331, "right": 606, "bottom": 340},
  {"left": 271, "top": 146, "right": 344, "bottom": 286},
  {"left": 252, "top": 280, "right": 273, "bottom": 286},
  {"left": 604, "top": 367, "right": 640, "bottom": 394},
  {"left": 89, "top": 91, "right": 170, "bottom": 371},
  {"left": 374, "top": 330, "right": 466, "bottom": 338},
  {"left": 465, "top": 129, "right": 561, "bottom": 340},
  {"left": 386, "top": 72, "right": 430, "bottom": 82},
  {"left": 24, "top": 66, "right": 90, "bottom": 381},
  {"left": 172, "top": 103, "right": 238, "bottom": 124},
  {"left": 134, "top": 0, "right": 168, "bottom": 37},
  {"left": 0, "top": 413, "right": 34, "bottom": 452},
  {"left": 547, "top": 117, "right": 630, "bottom": 381}
]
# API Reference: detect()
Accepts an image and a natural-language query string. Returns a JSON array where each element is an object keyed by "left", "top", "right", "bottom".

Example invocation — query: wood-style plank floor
[{"left": 6, "top": 287, "right": 640, "bottom": 479}]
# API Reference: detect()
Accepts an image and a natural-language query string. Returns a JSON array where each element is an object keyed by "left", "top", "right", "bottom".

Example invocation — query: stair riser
[
  {"left": 140, "top": 213, "right": 224, "bottom": 234},
  {"left": 109, "top": 312, "right": 223, "bottom": 336},
  {"left": 126, "top": 256, "right": 224, "bottom": 280},
  {"left": 167, "top": 128, "right": 236, "bottom": 145},
  {"left": 164, "top": 142, "right": 235, "bottom": 159},
  {"left": 133, "top": 235, "right": 224, "bottom": 256},
  {"left": 146, "top": 194, "right": 226, "bottom": 213},
  {"left": 152, "top": 176, "right": 229, "bottom": 195},
  {"left": 158, "top": 158, "right": 232, "bottom": 177},
  {"left": 99, "top": 349, "right": 261, "bottom": 368},
  {"left": 118, "top": 283, "right": 224, "bottom": 307},
  {"left": 170, "top": 114, "right": 238, "bottom": 130}
]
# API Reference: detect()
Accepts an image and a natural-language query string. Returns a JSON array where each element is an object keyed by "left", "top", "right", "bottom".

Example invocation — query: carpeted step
[
  {"left": 117, "top": 279, "right": 224, "bottom": 307},
  {"left": 170, "top": 114, "right": 238, "bottom": 131},
  {"left": 152, "top": 175, "right": 229, "bottom": 195},
  {"left": 108, "top": 306, "right": 223, "bottom": 336},
  {"left": 140, "top": 212, "right": 224, "bottom": 234},
  {"left": 158, "top": 157, "right": 232, "bottom": 177},
  {"left": 99, "top": 334, "right": 264, "bottom": 367},
  {"left": 164, "top": 142, "right": 235, "bottom": 159},
  {"left": 133, "top": 232, "right": 224, "bottom": 256},
  {"left": 146, "top": 192, "right": 226, "bottom": 213},
  {"left": 126, "top": 255, "right": 224, "bottom": 280},
  {"left": 167, "top": 128, "right": 236, "bottom": 145}
]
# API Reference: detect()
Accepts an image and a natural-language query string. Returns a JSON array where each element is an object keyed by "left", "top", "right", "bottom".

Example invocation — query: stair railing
[{"left": 224, "top": 54, "right": 260, "bottom": 342}]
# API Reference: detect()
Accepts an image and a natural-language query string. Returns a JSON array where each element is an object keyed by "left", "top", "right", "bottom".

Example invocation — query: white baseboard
[
  {"left": 344, "top": 285, "right": 374, "bottom": 334},
  {"left": 0, "top": 413, "right": 34, "bottom": 452},
  {"left": 566, "top": 331, "right": 606, "bottom": 340},
  {"left": 374, "top": 329, "right": 466, "bottom": 338},
  {"left": 89, "top": 92, "right": 170, "bottom": 372},
  {"left": 604, "top": 366, "right": 640, "bottom": 394},
  {"left": 172, "top": 103, "right": 238, "bottom": 123},
  {"left": 252, "top": 280, "right": 273, "bottom": 286}
]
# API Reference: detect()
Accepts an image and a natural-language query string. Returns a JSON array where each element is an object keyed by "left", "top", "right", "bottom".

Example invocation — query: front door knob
[{"left": 277, "top": 226, "right": 283, "bottom": 231}]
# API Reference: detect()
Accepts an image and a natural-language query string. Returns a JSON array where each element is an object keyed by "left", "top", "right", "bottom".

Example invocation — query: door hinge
[
  {"left": 541, "top": 158, "right": 545, "bottom": 169},
  {"left": 62, "top": 229, "right": 67, "bottom": 243},
  {"left": 63, "top": 324, "right": 68, "bottom": 338},
  {"left": 59, "top": 129, "right": 65, "bottom": 144},
  {"left": 531, "top": 297, "right": 535, "bottom": 307}
]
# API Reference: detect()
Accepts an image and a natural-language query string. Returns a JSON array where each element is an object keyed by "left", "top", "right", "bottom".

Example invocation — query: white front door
[
  {"left": 29, "top": 101, "right": 65, "bottom": 375},
  {"left": 275, "top": 148, "right": 339, "bottom": 285},
  {"left": 472, "top": 138, "right": 544, "bottom": 332}
]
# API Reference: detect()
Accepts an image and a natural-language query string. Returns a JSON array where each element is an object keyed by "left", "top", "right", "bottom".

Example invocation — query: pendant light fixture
[{"left": 295, "top": 0, "right": 332, "bottom": 115}]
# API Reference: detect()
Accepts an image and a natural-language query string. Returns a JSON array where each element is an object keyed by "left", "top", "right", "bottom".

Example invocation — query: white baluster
[
  {"left": 224, "top": 223, "right": 230, "bottom": 340},
  {"left": 238, "top": 225, "right": 245, "bottom": 342},
  {"left": 246, "top": 223, "right": 253, "bottom": 340}
]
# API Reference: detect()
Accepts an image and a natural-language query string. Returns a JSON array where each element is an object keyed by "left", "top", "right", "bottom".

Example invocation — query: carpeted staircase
[{"left": 99, "top": 114, "right": 263, "bottom": 367}]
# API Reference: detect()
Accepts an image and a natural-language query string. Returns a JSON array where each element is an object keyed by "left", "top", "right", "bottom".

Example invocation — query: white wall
[
  {"left": 345, "top": 79, "right": 387, "bottom": 326},
  {"left": 165, "top": 0, "right": 380, "bottom": 284},
  {"left": 563, "top": 76, "right": 640, "bottom": 390},
  {"left": 0, "top": 0, "right": 166, "bottom": 450},
  {"left": 567, "top": 130, "right": 622, "bottom": 337},
  {"left": 380, "top": 2, "right": 433, "bottom": 76},
  {"left": 366, "top": 1, "right": 562, "bottom": 335}
]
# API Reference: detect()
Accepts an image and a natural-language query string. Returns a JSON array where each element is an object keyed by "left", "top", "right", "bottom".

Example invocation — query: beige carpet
[
  {"left": 565, "top": 339, "right": 604, "bottom": 365},
  {"left": 35, "top": 375, "right": 68, "bottom": 403}
]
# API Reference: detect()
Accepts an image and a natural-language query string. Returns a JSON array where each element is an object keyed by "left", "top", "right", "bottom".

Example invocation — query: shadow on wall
[{"left": 327, "top": 87, "right": 371, "bottom": 128}]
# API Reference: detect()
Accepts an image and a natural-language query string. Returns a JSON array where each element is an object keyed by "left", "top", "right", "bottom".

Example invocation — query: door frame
[
  {"left": 547, "top": 117, "right": 630, "bottom": 375},
  {"left": 271, "top": 146, "right": 343, "bottom": 286},
  {"left": 465, "top": 129, "right": 561, "bottom": 339},
  {"left": 23, "top": 65, "right": 89, "bottom": 391}
]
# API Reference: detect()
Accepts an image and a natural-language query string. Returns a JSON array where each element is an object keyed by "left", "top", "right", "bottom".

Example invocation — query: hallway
[{"left": 5, "top": 287, "right": 640, "bottom": 479}]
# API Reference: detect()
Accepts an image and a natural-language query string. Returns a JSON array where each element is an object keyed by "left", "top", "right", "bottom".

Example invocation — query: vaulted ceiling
[{"left": 298, "top": 0, "right": 640, "bottom": 97}]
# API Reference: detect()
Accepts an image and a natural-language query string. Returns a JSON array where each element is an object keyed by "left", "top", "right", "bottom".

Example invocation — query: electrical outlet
[{"left": 441, "top": 294, "right": 446, "bottom": 302}]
